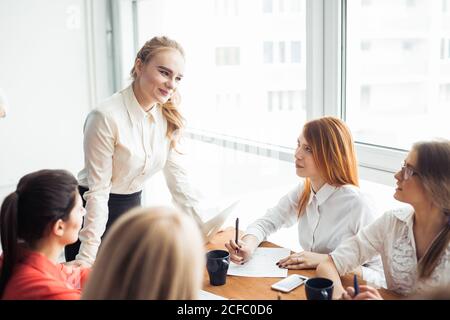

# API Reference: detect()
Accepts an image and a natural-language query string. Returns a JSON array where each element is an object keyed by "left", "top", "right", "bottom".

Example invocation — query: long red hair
[{"left": 298, "top": 117, "right": 359, "bottom": 216}]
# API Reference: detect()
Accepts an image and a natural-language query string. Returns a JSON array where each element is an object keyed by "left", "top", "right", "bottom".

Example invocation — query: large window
[
  {"left": 345, "top": 0, "right": 450, "bottom": 150},
  {"left": 116, "top": 0, "right": 448, "bottom": 183},
  {"left": 135, "top": 0, "right": 307, "bottom": 148}
]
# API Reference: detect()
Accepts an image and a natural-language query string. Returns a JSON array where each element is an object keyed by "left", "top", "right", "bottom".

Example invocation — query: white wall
[{"left": 0, "top": 0, "right": 111, "bottom": 200}]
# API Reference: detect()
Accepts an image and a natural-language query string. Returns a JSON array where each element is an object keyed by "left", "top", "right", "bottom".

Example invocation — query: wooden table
[{"left": 203, "top": 227, "right": 399, "bottom": 300}]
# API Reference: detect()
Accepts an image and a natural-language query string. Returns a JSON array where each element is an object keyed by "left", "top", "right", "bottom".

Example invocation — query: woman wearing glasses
[{"left": 316, "top": 140, "right": 450, "bottom": 299}]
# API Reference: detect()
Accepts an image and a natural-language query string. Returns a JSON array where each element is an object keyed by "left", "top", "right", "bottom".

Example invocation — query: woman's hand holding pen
[
  {"left": 225, "top": 234, "right": 259, "bottom": 265},
  {"left": 276, "top": 251, "right": 328, "bottom": 269},
  {"left": 341, "top": 285, "right": 383, "bottom": 300}
]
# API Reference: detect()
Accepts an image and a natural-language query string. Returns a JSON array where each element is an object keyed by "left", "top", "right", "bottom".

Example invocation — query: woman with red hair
[{"left": 226, "top": 116, "right": 383, "bottom": 285}]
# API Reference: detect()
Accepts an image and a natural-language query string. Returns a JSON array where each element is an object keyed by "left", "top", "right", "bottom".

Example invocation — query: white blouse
[
  {"left": 245, "top": 181, "right": 385, "bottom": 285},
  {"left": 330, "top": 206, "right": 450, "bottom": 296},
  {"left": 77, "top": 85, "right": 202, "bottom": 265}
]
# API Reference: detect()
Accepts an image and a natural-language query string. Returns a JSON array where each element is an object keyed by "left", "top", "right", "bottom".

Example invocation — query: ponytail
[
  {"left": 130, "top": 36, "right": 186, "bottom": 150},
  {"left": 0, "top": 192, "right": 20, "bottom": 295},
  {"left": 161, "top": 91, "right": 185, "bottom": 149},
  {"left": 0, "top": 169, "right": 78, "bottom": 295}
]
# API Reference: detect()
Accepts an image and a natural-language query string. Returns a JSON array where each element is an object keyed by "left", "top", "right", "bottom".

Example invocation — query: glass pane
[
  {"left": 346, "top": 0, "right": 450, "bottom": 150},
  {"left": 263, "top": 0, "right": 273, "bottom": 13},
  {"left": 278, "top": 41, "right": 286, "bottom": 63},
  {"left": 291, "top": 41, "right": 301, "bottom": 63},
  {"left": 136, "top": 0, "right": 306, "bottom": 148},
  {"left": 263, "top": 41, "right": 274, "bottom": 63}
]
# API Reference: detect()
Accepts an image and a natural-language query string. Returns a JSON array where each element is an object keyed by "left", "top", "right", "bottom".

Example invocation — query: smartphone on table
[{"left": 271, "top": 274, "right": 308, "bottom": 293}]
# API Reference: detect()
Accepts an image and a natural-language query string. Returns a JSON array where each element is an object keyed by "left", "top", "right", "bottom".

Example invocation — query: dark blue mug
[
  {"left": 305, "top": 277, "right": 334, "bottom": 300},
  {"left": 206, "top": 250, "right": 230, "bottom": 286}
]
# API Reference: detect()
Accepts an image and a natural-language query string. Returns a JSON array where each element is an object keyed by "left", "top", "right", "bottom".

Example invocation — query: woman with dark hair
[
  {"left": 0, "top": 169, "right": 88, "bottom": 299},
  {"left": 316, "top": 140, "right": 450, "bottom": 299}
]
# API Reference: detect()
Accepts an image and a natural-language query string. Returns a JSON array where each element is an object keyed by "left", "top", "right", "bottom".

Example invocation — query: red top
[{"left": 1, "top": 251, "right": 90, "bottom": 300}]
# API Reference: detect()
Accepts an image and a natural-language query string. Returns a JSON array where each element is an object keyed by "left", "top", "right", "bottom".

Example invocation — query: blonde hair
[
  {"left": 82, "top": 206, "right": 205, "bottom": 300},
  {"left": 413, "top": 140, "right": 450, "bottom": 278},
  {"left": 298, "top": 117, "right": 359, "bottom": 216},
  {"left": 131, "top": 36, "right": 185, "bottom": 149}
]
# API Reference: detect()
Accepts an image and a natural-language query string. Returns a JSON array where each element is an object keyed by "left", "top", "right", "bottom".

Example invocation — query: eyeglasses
[{"left": 400, "top": 162, "right": 419, "bottom": 181}]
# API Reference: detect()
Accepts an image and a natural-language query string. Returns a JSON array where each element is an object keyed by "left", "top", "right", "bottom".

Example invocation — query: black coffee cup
[
  {"left": 305, "top": 277, "right": 334, "bottom": 300},
  {"left": 206, "top": 250, "right": 230, "bottom": 286}
]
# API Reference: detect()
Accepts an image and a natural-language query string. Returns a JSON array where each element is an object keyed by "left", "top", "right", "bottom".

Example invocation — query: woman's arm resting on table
[
  {"left": 277, "top": 251, "right": 328, "bottom": 269},
  {"left": 315, "top": 255, "right": 346, "bottom": 300}
]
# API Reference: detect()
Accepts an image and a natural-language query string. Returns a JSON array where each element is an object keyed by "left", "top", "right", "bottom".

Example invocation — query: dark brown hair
[{"left": 0, "top": 169, "right": 78, "bottom": 295}]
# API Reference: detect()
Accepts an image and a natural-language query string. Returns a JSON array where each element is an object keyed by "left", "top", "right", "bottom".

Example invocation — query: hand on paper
[
  {"left": 276, "top": 251, "right": 328, "bottom": 269},
  {"left": 225, "top": 235, "right": 259, "bottom": 264},
  {"left": 225, "top": 240, "right": 253, "bottom": 264}
]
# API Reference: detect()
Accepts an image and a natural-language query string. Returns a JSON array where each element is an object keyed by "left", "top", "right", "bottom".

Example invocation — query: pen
[
  {"left": 353, "top": 274, "right": 360, "bottom": 296},
  {"left": 235, "top": 217, "right": 239, "bottom": 253}
]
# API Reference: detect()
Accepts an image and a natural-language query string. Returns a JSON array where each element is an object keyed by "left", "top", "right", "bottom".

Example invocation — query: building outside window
[{"left": 345, "top": 0, "right": 449, "bottom": 150}]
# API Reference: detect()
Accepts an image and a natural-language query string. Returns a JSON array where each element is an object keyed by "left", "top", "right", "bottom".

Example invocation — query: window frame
[
  {"left": 112, "top": 0, "right": 408, "bottom": 185},
  {"left": 337, "top": 0, "right": 407, "bottom": 180}
]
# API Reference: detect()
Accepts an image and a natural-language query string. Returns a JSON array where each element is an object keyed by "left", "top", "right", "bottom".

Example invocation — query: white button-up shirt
[
  {"left": 245, "top": 181, "right": 385, "bottom": 285},
  {"left": 77, "top": 85, "right": 202, "bottom": 265},
  {"left": 331, "top": 206, "right": 450, "bottom": 296}
]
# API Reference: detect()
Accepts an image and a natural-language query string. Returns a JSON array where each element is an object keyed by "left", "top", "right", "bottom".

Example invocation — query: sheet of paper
[
  {"left": 198, "top": 290, "right": 228, "bottom": 300},
  {"left": 227, "top": 247, "right": 290, "bottom": 278}
]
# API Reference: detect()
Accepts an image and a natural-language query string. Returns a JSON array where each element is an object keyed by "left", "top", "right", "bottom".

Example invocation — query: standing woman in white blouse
[
  {"left": 65, "top": 36, "right": 203, "bottom": 266},
  {"left": 316, "top": 140, "right": 450, "bottom": 299},
  {"left": 226, "top": 117, "right": 383, "bottom": 284}
]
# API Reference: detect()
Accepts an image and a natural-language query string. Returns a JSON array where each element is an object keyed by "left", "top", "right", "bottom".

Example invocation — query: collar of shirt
[
  {"left": 16, "top": 250, "right": 65, "bottom": 282},
  {"left": 122, "top": 85, "right": 159, "bottom": 125},
  {"left": 392, "top": 206, "right": 415, "bottom": 226},
  {"left": 307, "top": 183, "right": 338, "bottom": 206}
]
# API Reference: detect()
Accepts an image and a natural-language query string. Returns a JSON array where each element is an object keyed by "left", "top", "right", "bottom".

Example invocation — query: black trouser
[{"left": 64, "top": 186, "right": 142, "bottom": 262}]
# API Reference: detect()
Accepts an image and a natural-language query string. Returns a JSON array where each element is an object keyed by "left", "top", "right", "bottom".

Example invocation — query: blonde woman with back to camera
[
  {"left": 65, "top": 36, "right": 206, "bottom": 267},
  {"left": 82, "top": 206, "right": 204, "bottom": 299}
]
